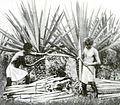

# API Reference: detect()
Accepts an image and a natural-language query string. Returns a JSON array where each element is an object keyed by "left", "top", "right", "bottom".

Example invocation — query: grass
[{"left": 1, "top": 96, "right": 120, "bottom": 105}]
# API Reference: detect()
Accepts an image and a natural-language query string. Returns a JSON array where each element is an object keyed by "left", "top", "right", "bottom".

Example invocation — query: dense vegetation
[{"left": 0, "top": 0, "right": 120, "bottom": 104}]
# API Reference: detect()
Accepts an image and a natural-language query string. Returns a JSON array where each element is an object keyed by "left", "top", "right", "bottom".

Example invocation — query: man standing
[{"left": 81, "top": 37, "right": 101, "bottom": 98}]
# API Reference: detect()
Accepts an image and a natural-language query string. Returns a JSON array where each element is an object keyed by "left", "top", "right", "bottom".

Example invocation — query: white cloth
[
  {"left": 6, "top": 50, "right": 28, "bottom": 81},
  {"left": 6, "top": 64, "right": 28, "bottom": 81},
  {"left": 82, "top": 47, "right": 99, "bottom": 84},
  {"left": 82, "top": 65, "right": 95, "bottom": 84}
]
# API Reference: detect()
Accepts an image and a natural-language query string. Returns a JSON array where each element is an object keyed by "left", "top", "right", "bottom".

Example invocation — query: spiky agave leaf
[
  {"left": 0, "top": 44, "right": 20, "bottom": 52},
  {"left": 59, "top": 2, "right": 89, "bottom": 57},
  {"left": 94, "top": 16, "right": 120, "bottom": 52},
  {"left": 61, "top": 3, "right": 120, "bottom": 57},
  {"left": 31, "top": 0, "right": 39, "bottom": 48},
  {"left": 6, "top": 12, "right": 31, "bottom": 43},
  {"left": 0, "top": 28, "right": 23, "bottom": 47},
  {"left": 0, "top": 0, "right": 64, "bottom": 54},
  {"left": 0, "top": 34, "right": 8, "bottom": 54}
]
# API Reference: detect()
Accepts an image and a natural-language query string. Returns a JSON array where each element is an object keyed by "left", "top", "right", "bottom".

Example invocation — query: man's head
[
  {"left": 23, "top": 42, "right": 32, "bottom": 52},
  {"left": 84, "top": 37, "right": 93, "bottom": 49}
]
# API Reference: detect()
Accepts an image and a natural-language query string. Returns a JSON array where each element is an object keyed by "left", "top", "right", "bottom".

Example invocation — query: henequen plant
[
  {"left": 52, "top": 1, "right": 120, "bottom": 89},
  {"left": 0, "top": 0, "right": 65, "bottom": 79}
]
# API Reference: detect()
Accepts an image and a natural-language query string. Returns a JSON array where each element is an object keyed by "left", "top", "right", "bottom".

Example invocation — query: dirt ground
[{"left": 1, "top": 95, "right": 120, "bottom": 105}]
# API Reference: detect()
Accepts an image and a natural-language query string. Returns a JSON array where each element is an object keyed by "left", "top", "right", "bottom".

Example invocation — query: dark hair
[
  {"left": 84, "top": 37, "right": 93, "bottom": 45},
  {"left": 23, "top": 43, "right": 32, "bottom": 51}
]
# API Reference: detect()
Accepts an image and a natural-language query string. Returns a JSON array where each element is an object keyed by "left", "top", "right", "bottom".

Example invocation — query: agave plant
[
  {"left": 0, "top": 0, "right": 66, "bottom": 79},
  {"left": 51, "top": 2, "right": 120, "bottom": 87}
]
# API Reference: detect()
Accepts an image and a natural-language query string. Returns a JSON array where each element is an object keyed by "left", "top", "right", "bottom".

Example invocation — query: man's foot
[{"left": 94, "top": 92, "right": 98, "bottom": 98}]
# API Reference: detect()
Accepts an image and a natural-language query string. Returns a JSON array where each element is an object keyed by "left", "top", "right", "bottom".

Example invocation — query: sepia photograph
[{"left": 0, "top": 0, "right": 120, "bottom": 104}]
